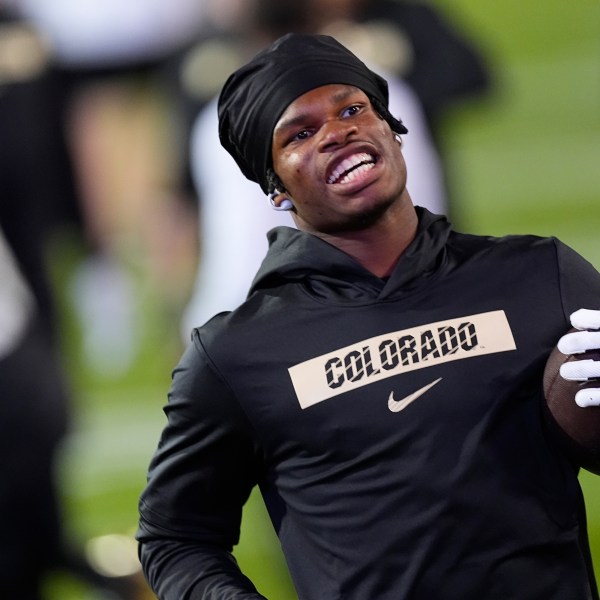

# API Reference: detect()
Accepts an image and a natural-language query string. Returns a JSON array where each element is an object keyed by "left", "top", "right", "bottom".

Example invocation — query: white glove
[{"left": 557, "top": 308, "right": 600, "bottom": 407}]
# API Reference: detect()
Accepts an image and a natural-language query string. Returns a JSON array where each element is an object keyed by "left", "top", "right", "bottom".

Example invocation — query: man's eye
[
  {"left": 293, "top": 129, "right": 311, "bottom": 141},
  {"left": 342, "top": 105, "right": 362, "bottom": 118}
]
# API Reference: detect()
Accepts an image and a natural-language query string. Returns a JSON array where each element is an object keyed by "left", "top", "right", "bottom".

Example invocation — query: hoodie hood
[{"left": 249, "top": 207, "right": 451, "bottom": 303}]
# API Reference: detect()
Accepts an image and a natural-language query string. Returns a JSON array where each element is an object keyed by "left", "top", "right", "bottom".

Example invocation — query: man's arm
[
  {"left": 137, "top": 329, "right": 267, "bottom": 599},
  {"left": 139, "top": 539, "right": 266, "bottom": 599}
]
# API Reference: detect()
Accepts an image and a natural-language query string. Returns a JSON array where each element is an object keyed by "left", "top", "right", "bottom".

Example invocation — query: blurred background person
[
  {"left": 13, "top": 0, "right": 207, "bottom": 376},
  {"left": 0, "top": 0, "right": 78, "bottom": 341},
  {"left": 0, "top": 228, "right": 142, "bottom": 600},
  {"left": 0, "top": 4, "right": 148, "bottom": 597},
  {"left": 0, "top": 16, "right": 75, "bottom": 595},
  {"left": 0, "top": 223, "right": 69, "bottom": 599}
]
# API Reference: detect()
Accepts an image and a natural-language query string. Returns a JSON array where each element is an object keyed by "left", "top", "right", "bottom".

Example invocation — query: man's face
[{"left": 271, "top": 84, "right": 407, "bottom": 234}]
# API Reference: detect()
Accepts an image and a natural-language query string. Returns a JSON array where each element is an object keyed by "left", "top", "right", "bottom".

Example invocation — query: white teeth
[
  {"left": 338, "top": 162, "right": 374, "bottom": 184},
  {"left": 328, "top": 152, "right": 375, "bottom": 184}
]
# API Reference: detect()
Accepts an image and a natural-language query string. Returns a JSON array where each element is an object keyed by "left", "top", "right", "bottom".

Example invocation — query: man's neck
[{"left": 316, "top": 201, "right": 419, "bottom": 278}]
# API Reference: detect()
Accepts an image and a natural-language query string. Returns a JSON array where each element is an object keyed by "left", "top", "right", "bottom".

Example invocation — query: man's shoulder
[{"left": 449, "top": 228, "right": 557, "bottom": 253}]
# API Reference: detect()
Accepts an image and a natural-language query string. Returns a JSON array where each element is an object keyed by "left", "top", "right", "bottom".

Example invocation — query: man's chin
[{"left": 326, "top": 197, "right": 394, "bottom": 233}]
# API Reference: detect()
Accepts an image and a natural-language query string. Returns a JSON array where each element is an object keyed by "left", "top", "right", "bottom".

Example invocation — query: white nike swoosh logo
[{"left": 388, "top": 377, "right": 443, "bottom": 413}]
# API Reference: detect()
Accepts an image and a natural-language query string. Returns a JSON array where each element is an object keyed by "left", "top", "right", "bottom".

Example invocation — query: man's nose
[{"left": 318, "top": 120, "right": 358, "bottom": 151}]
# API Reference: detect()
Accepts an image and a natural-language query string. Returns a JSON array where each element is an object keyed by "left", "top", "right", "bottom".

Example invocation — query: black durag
[{"left": 217, "top": 32, "right": 408, "bottom": 194}]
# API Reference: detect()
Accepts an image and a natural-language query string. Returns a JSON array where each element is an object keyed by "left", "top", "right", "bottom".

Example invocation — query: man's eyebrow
[
  {"left": 329, "top": 86, "right": 359, "bottom": 105},
  {"left": 275, "top": 86, "right": 360, "bottom": 133},
  {"left": 275, "top": 113, "right": 310, "bottom": 133}
]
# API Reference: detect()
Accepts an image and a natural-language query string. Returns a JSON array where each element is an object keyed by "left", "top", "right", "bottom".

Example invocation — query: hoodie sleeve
[{"left": 137, "top": 329, "right": 267, "bottom": 599}]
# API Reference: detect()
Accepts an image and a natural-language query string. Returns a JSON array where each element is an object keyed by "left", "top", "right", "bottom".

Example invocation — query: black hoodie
[{"left": 139, "top": 208, "right": 600, "bottom": 600}]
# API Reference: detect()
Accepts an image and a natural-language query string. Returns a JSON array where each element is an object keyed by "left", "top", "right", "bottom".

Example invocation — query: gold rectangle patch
[{"left": 289, "top": 310, "right": 516, "bottom": 409}]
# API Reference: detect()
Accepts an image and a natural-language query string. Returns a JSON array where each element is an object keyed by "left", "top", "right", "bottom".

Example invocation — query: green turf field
[{"left": 47, "top": 1, "right": 600, "bottom": 597}]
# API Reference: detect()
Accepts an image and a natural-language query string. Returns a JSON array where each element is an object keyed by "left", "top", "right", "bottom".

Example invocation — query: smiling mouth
[{"left": 327, "top": 152, "right": 377, "bottom": 185}]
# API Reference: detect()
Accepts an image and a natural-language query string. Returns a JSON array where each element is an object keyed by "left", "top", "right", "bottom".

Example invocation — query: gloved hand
[{"left": 557, "top": 309, "right": 600, "bottom": 407}]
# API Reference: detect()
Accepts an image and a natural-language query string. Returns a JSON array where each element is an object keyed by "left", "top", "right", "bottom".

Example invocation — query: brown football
[{"left": 543, "top": 329, "right": 600, "bottom": 474}]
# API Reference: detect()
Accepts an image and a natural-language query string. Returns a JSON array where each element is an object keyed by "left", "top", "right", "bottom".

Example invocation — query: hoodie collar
[{"left": 249, "top": 207, "right": 451, "bottom": 303}]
